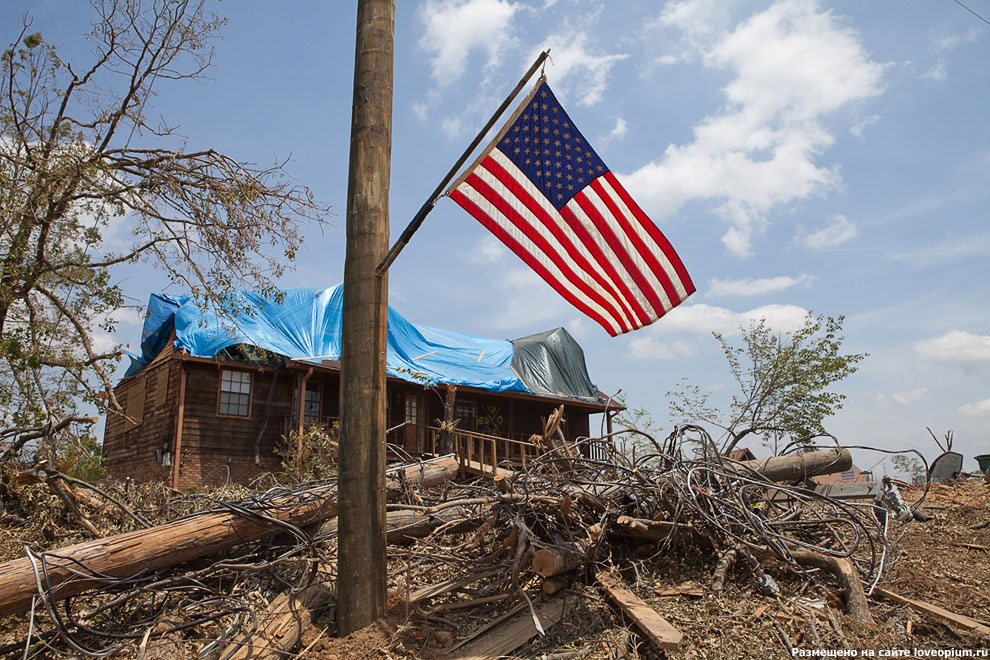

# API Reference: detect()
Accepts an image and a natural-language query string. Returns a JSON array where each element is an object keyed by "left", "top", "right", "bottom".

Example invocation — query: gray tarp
[{"left": 511, "top": 327, "right": 597, "bottom": 399}]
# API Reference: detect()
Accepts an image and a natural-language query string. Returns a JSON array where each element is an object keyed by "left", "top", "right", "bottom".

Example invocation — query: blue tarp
[{"left": 126, "top": 285, "right": 528, "bottom": 393}]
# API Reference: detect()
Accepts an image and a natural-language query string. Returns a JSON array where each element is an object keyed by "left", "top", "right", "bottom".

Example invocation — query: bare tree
[{"left": 0, "top": 0, "right": 328, "bottom": 465}]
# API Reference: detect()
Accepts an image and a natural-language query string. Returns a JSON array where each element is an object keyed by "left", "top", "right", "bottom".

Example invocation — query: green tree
[
  {"left": 0, "top": 1, "right": 328, "bottom": 464},
  {"left": 668, "top": 315, "right": 866, "bottom": 453},
  {"left": 890, "top": 454, "right": 926, "bottom": 485}
]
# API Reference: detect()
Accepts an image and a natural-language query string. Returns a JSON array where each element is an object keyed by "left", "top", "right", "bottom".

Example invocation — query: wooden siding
[{"left": 105, "top": 358, "right": 595, "bottom": 487}]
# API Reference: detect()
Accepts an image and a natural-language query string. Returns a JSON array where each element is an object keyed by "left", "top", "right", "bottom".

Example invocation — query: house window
[
  {"left": 218, "top": 369, "right": 251, "bottom": 417},
  {"left": 404, "top": 394, "right": 418, "bottom": 424},
  {"left": 455, "top": 400, "right": 476, "bottom": 432},
  {"left": 293, "top": 384, "right": 323, "bottom": 423}
]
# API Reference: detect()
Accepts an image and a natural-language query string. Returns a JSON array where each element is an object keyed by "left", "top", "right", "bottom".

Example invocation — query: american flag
[{"left": 448, "top": 80, "right": 694, "bottom": 336}]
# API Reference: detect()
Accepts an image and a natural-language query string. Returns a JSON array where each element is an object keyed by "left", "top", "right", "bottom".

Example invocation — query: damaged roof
[{"left": 126, "top": 284, "right": 604, "bottom": 402}]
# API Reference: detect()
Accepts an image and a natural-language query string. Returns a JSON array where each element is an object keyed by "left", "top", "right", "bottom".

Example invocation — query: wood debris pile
[{"left": 0, "top": 426, "right": 988, "bottom": 659}]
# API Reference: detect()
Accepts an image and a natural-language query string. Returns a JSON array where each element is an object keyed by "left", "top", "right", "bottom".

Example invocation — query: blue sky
[{"left": 7, "top": 1, "right": 989, "bottom": 473}]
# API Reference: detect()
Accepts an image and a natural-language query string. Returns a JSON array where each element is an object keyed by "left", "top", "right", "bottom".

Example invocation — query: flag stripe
[
  {"left": 602, "top": 172, "right": 695, "bottom": 299},
  {"left": 463, "top": 164, "right": 632, "bottom": 333},
  {"left": 451, "top": 183, "right": 623, "bottom": 335},
  {"left": 567, "top": 195, "right": 656, "bottom": 325},
  {"left": 588, "top": 178, "right": 681, "bottom": 312},
  {"left": 558, "top": 204, "right": 652, "bottom": 327},
  {"left": 579, "top": 184, "right": 673, "bottom": 316},
  {"left": 481, "top": 152, "right": 640, "bottom": 330}
]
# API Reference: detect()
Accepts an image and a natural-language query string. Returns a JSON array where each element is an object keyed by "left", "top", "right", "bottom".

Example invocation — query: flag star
[
  {"left": 567, "top": 184, "right": 574, "bottom": 191},
  {"left": 541, "top": 90, "right": 547, "bottom": 98},
  {"left": 552, "top": 107, "right": 558, "bottom": 113},
  {"left": 597, "top": 165, "right": 604, "bottom": 172},
  {"left": 555, "top": 171, "right": 562, "bottom": 178},
  {"left": 576, "top": 156, "right": 583, "bottom": 163},
  {"left": 585, "top": 151, "right": 592, "bottom": 158},
  {"left": 513, "top": 148, "right": 521, "bottom": 154},
  {"left": 567, "top": 174, "right": 573, "bottom": 180},
  {"left": 566, "top": 163, "right": 573, "bottom": 171},
  {"left": 525, "top": 158, "right": 531, "bottom": 165},
  {"left": 541, "top": 103, "right": 548, "bottom": 110}
]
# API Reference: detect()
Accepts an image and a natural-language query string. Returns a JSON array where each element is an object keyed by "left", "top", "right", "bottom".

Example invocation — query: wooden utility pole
[{"left": 337, "top": 0, "right": 394, "bottom": 636}]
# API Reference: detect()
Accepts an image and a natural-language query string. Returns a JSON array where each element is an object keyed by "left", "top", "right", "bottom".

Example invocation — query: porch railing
[{"left": 425, "top": 425, "right": 539, "bottom": 474}]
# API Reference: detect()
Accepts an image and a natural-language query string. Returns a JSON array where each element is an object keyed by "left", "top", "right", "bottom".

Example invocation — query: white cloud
[
  {"left": 921, "top": 58, "right": 947, "bottom": 81},
  {"left": 891, "top": 388, "right": 930, "bottom": 405},
  {"left": 441, "top": 116, "right": 464, "bottom": 140},
  {"left": 850, "top": 114, "right": 882, "bottom": 138},
  {"left": 600, "top": 117, "right": 628, "bottom": 146},
  {"left": 651, "top": 303, "right": 810, "bottom": 336},
  {"left": 888, "top": 234, "right": 990, "bottom": 265},
  {"left": 627, "top": 0, "right": 884, "bottom": 256},
  {"left": 531, "top": 32, "right": 627, "bottom": 106},
  {"left": 802, "top": 214, "right": 858, "bottom": 249},
  {"left": 418, "top": 0, "right": 520, "bottom": 87},
  {"left": 933, "top": 26, "right": 981, "bottom": 51},
  {"left": 959, "top": 398, "right": 990, "bottom": 417},
  {"left": 483, "top": 267, "right": 574, "bottom": 332},
  {"left": 708, "top": 273, "right": 813, "bottom": 297},
  {"left": 467, "top": 235, "right": 509, "bottom": 264},
  {"left": 628, "top": 336, "right": 697, "bottom": 360},
  {"left": 915, "top": 331, "right": 990, "bottom": 365}
]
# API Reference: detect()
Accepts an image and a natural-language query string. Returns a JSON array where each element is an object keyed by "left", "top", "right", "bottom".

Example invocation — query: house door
[{"left": 403, "top": 393, "right": 420, "bottom": 453}]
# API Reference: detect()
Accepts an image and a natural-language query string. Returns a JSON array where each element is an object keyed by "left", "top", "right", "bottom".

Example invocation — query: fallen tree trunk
[
  {"left": 316, "top": 505, "right": 481, "bottom": 544},
  {"left": 736, "top": 448, "right": 852, "bottom": 483},
  {"left": 0, "top": 456, "right": 460, "bottom": 619}
]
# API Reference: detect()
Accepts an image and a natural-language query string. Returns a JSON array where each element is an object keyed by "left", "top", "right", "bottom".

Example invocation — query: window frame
[
  {"left": 216, "top": 369, "right": 253, "bottom": 418},
  {"left": 292, "top": 381, "right": 323, "bottom": 424},
  {"left": 455, "top": 399, "right": 477, "bottom": 432}
]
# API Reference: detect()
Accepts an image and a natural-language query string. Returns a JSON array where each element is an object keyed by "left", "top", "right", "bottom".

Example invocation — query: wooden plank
[
  {"left": 873, "top": 588, "right": 990, "bottom": 639},
  {"left": 448, "top": 599, "right": 566, "bottom": 660},
  {"left": 598, "top": 574, "right": 683, "bottom": 650}
]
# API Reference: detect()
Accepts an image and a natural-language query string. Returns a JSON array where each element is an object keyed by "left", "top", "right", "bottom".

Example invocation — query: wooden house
[{"left": 102, "top": 285, "right": 621, "bottom": 489}]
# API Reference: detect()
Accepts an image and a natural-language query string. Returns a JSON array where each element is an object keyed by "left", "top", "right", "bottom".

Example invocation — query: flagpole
[{"left": 375, "top": 49, "right": 550, "bottom": 277}]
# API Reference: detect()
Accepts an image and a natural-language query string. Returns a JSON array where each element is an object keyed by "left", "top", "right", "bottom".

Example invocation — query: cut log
[
  {"left": 735, "top": 448, "right": 852, "bottom": 483},
  {"left": 611, "top": 515, "right": 712, "bottom": 549},
  {"left": 221, "top": 583, "right": 331, "bottom": 660},
  {"left": 531, "top": 539, "right": 592, "bottom": 578},
  {"left": 0, "top": 456, "right": 460, "bottom": 618},
  {"left": 873, "top": 589, "right": 990, "bottom": 640},
  {"left": 448, "top": 599, "right": 566, "bottom": 660},
  {"left": 597, "top": 573, "right": 683, "bottom": 650}
]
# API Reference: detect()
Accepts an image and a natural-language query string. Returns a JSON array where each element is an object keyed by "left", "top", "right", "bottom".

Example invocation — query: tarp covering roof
[
  {"left": 126, "top": 285, "right": 601, "bottom": 401},
  {"left": 511, "top": 327, "right": 597, "bottom": 399}
]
